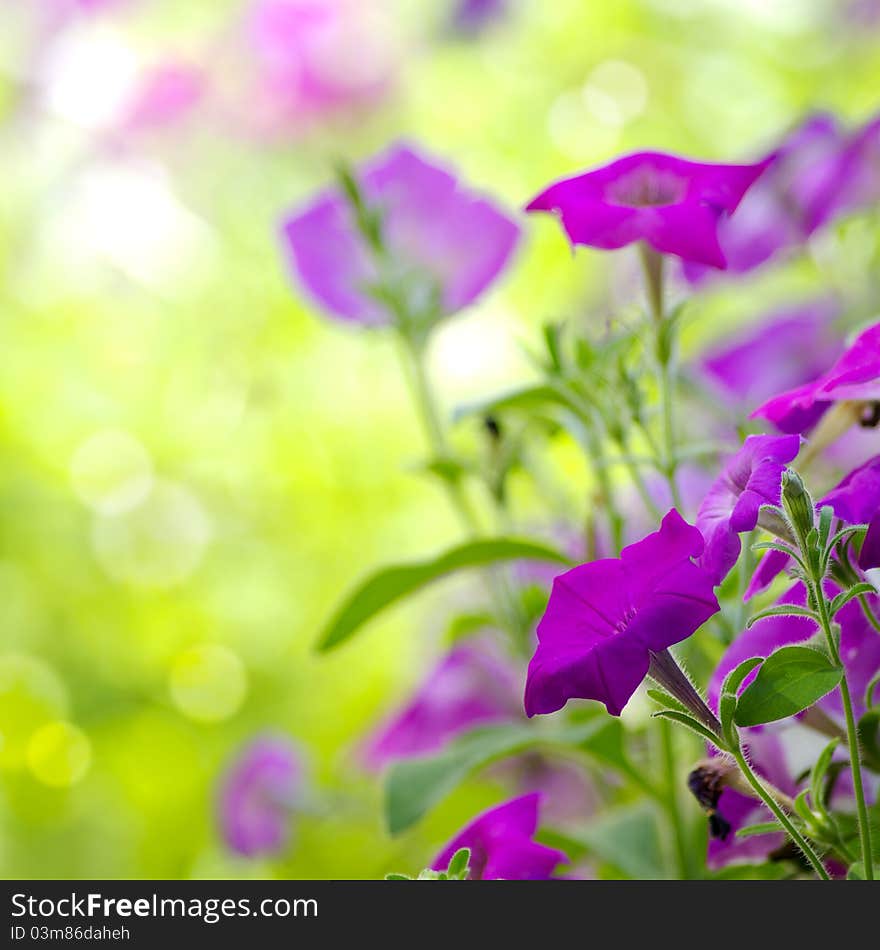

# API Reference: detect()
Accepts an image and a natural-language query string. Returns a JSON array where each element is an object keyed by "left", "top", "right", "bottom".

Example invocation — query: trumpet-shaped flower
[
  {"left": 695, "top": 434, "right": 801, "bottom": 585},
  {"left": 525, "top": 509, "right": 719, "bottom": 717},
  {"left": 281, "top": 143, "right": 520, "bottom": 326},
  {"left": 751, "top": 322, "right": 880, "bottom": 434},
  {"left": 525, "top": 151, "right": 769, "bottom": 268}
]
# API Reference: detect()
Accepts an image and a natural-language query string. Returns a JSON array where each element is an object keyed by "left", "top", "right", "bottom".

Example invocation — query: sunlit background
[{"left": 1, "top": 0, "right": 879, "bottom": 879}]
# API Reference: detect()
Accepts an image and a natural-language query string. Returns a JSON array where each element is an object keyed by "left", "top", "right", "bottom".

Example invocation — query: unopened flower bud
[{"left": 781, "top": 469, "right": 815, "bottom": 547}]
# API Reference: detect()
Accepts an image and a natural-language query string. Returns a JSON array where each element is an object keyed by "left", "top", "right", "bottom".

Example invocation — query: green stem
[
  {"left": 638, "top": 244, "right": 683, "bottom": 510},
  {"left": 814, "top": 585, "right": 874, "bottom": 879},
  {"left": 659, "top": 717, "right": 691, "bottom": 879},
  {"left": 731, "top": 746, "right": 831, "bottom": 880},
  {"left": 399, "top": 336, "right": 481, "bottom": 535},
  {"left": 858, "top": 594, "right": 880, "bottom": 635}
]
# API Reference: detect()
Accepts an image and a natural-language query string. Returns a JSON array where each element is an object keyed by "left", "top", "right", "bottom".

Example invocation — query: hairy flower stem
[
  {"left": 812, "top": 585, "right": 875, "bottom": 879},
  {"left": 730, "top": 745, "right": 831, "bottom": 880}
]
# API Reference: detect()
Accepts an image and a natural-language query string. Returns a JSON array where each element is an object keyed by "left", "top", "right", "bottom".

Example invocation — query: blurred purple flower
[
  {"left": 218, "top": 734, "right": 304, "bottom": 858},
  {"left": 746, "top": 454, "right": 880, "bottom": 599},
  {"left": 493, "top": 753, "right": 597, "bottom": 826},
  {"left": 431, "top": 793, "right": 567, "bottom": 880},
  {"left": 525, "top": 509, "right": 719, "bottom": 717},
  {"left": 113, "top": 61, "right": 205, "bottom": 139},
  {"left": 695, "top": 434, "right": 800, "bottom": 586},
  {"left": 751, "top": 322, "right": 880, "bottom": 434},
  {"left": 242, "top": 0, "right": 396, "bottom": 132},
  {"left": 699, "top": 300, "right": 842, "bottom": 415},
  {"left": 280, "top": 142, "right": 520, "bottom": 326},
  {"left": 452, "top": 0, "right": 509, "bottom": 34},
  {"left": 525, "top": 151, "right": 769, "bottom": 268},
  {"left": 360, "top": 638, "right": 521, "bottom": 770},
  {"left": 683, "top": 114, "right": 850, "bottom": 283}
]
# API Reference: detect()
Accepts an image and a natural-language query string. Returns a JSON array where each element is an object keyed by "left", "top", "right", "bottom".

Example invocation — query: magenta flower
[
  {"left": 218, "top": 734, "right": 304, "bottom": 857},
  {"left": 431, "top": 794, "right": 567, "bottom": 880},
  {"left": 751, "top": 322, "right": 880, "bottom": 434},
  {"left": 699, "top": 300, "right": 842, "bottom": 414},
  {"left": 525, "top": 152, "right": 769, "bottom": 268},
  {"left": 695, "top": 434, "right": 801, "bottom": 586},
  {"left": 525, "top": 509, "right": 719, "bottom": 718},
  {"left": 280, "top": 143, "right": 520, "bottom": 326},
  {"left": 746, "top": 454, "right": 880, "bottom": 599},
  {"left": 360, "top": 639, "right": 521, "bottom": 770}
]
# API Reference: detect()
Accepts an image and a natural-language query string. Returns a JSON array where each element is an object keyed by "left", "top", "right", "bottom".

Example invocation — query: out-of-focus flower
[
  {"left": 525, "top": 509, "right": 719, "bottom": 717},
  {"left": 525, "top": 152, "right": 769, "bottom": 268},
  {"left": 218, "top": 734, "right": 305, "bottom": 858},
  {"left": 492, "top": 754, "right": 597, "bottom": 826},
  {"left": 751, "top": 322, "right": 880, "bottom": 435},
  {"left": 695, "top": 434, "right": 800, "bottom": 586},
  {"left": 706, "top": 583, "right": 880, "bottom": 868},
  {"left": 360, "top": 639, "right": 521, "bottom": 770},
  {"left": 746, "top": 454, "right": 880, "bottom": 599},
  {"left": 683, "top": 114, "right": 849, "bottom": 283},
  {"left": 431, "top": 793, "right": 567, "bottom": 880},
  {"left": 451, "top": 0, "right": 509, "bottom": 35},
  {"left": 699, "top": 300, "right": 842, "bottom": 415},
  {"left": 112, "top": 60, "right": 205, "bottom": 140},
  {"left": 240, "top": 0, "right": 398, "bottom": 134},
  {"left": 280, "top": 142, "right": 520, "bottom": 327}
]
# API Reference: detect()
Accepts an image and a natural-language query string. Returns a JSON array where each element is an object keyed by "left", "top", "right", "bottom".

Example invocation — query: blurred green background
[{"left": 0, "top": 0, "right": 878, "bottom": 879}]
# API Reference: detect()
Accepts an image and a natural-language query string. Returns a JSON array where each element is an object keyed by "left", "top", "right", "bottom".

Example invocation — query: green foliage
[
  {"left": 734, "top": 647, "right": 843, "bottom": 728},
  {"left": 316, "top": 538, "right": 572, "bottom": 651}
]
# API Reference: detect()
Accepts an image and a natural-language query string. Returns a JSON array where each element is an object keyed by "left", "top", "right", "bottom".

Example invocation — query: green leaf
[
  {"left": 818, "top": 505, "right": 834, "bottom": 551},
  {"left": 734, "top": 646, "right": 843, "bottom": 728},
  {"left": 569, "top": 804, "right": 665, "bottom": 880},
  {"left": 384, "top": 873, "right": 412, "bottom": 881},
  {"left": 721, "top": 656, "right": 765, "bottom": 698},
  {"left": 736, "top": 822, "right": 784, "bottom": 838},
  {"left": 384, "top": 719, "right": 606, "bottom": 834},
  {"left": 316, "top": 538, "right": 572, "bottom": 651},
  {"left": 445, "top": 848, "right": 471, "bottom": 880},
  {"left": 646, "top": 688, "right": 688, "bottom": 715},
  {"left": 829, "top": 583, "right": 877, "bottom": 617},
  {"left": 453, "top": 385, "right": 571, "bottom": 423},
  {"left": 746, "top": 605, "right": 816, "bottom": 627},
  {"left": 847, "top": 862, "right": 866, "bottom": 880},
  {"left": 857, "top": 708, "right": 880, "bottom": 772},
  {"left": 651, "top": 709, "right": 720, "bottom": 745},
  {"left": 810, "top": 738, "right": 841, "bottom": 811}
]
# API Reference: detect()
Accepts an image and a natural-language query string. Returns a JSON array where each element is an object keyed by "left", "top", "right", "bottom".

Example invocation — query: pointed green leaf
[
  {"left": 746, "top": 605, "right": 816, "bottom": 628},
  {"left": 734, "top": 646, "right": 843, "bottom": 727},
  {"left": 651, "top": 709, "right": 720, "bottom": 745},
  {"left": 317, "top": 538, "right": 572, "bottom": 651}
]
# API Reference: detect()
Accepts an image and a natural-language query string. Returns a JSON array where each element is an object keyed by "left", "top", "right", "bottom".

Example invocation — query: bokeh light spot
[
  {"left": 169, "top": 645, "right": 247, "bottom": 723},
  {"left": 70, "top": 428, "right": 153, "bottom": 515},
  {"left": 26, "top": 721, "right": 92, "bottom": 787}
]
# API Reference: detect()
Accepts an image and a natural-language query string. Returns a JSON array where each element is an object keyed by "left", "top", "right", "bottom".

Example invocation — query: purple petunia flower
[
  {"left": 218, "top": 734, "right": 305, "bottom": 858},
  {"left": 699, "top": 300, "right": 842, "bottom": 416},
  {"left": 431, "top": 793, "right": 567, "bottom": 880},
  {"left": 524, "top": 509, "right": 719, "bottom": 718},
  {"left": 280, "top": 142, "right": 520, "bottom": 326},
  {"left": 113, "top": 61, "right": 205, "bottom": 140},
  {"left": 751, "top": 322, "right": 880, "bottom": 434},
  {"left": 695, "top": 434, "right": 801, "bottom": 586},
  {"left": 360, "top": 638, "right": 521, "bottom": 770},
  {"left": 525, "top": 151, "right": 770, "bottom": 268},
  {"left": 746, "top": 454, "right": 880, "bottom": 599},
  {"left": 683, "top": 114, "right": 850, "bottom": 283}
]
